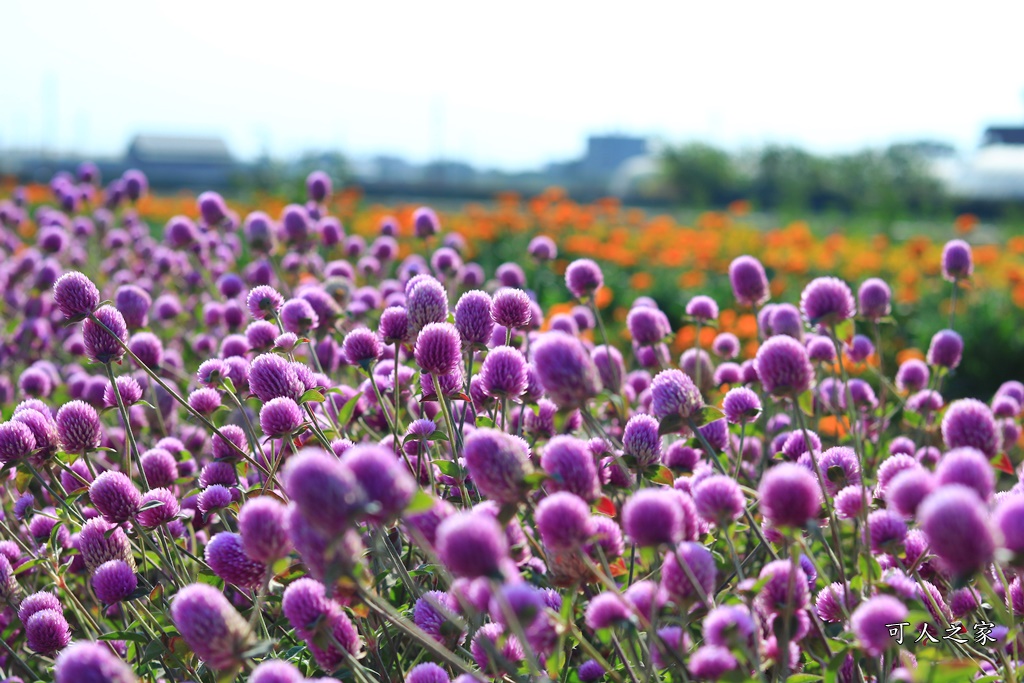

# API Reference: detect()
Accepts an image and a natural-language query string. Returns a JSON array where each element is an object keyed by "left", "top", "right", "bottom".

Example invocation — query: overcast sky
[{"left": 3, "top": 1, "right": 1024, "bottom": 169}]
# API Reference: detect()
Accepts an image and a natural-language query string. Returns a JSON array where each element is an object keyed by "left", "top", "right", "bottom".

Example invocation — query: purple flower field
[{"left": 0, "top": 167, "right": 1021, "bottom": 683}]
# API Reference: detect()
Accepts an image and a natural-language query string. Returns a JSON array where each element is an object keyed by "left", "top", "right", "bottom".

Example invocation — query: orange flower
[
  {"left": 954, "top": 213, "right": 978, "bottom": 234},
  {"left": 630, "top": 272, "right": 653, "bottom": 290}
]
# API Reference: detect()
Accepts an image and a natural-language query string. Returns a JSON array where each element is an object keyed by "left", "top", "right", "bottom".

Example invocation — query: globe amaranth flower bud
[
  {"left": 650, "top": 369, "right": 703, "bottom": 423},
  {"left": 491, "top": 288, "right": 532, "bottom": 329},
  {"left": 83, "top": 305, "right": 128, "bottom": 364},
  {"left": 53, "top": 271, "right": 100, "bottom": 320},
  {"left": 857, "top": 277, "right": 892, "bottom": 320},
  {"left": 283, "top": 447, "right": 368, "bottom": 535},
  {"left": 464, "top": 428, "right": 533, "bottom": 504},
  {"left": 755, "top": 336, "right": 813, "bottom": 398},
  {"left": 758, "top": 463, "right": 821, "bottom": 529},
  {"left": 92, "top": 560, "right": 138, "bottom": 604},
  {"left": 259, "top": 397, "right": 304, "bottom": 439},
  {"left": 342, "top": 327, "right": 382, "bottom": 368},
  {"left": 800, "top": 276, "right": 855, "bottom": 328},
  {"left": 54, "top": 641, "right": 136, "bottom": 683},
  {"left": 89, "top": 471, "right": 142, "bottom": 523},
  {"left": 414, "top": 323, "right": 462, "bottom": 376},
  {"left": 942, "top": 239, "right": 973, "bottom": 281},
  {"left": 532, "top": 331, "right": 602, "bottom": 410},
  {"left": 565, "top": 258, "right": 604, "bottom": 299},
  {"left": 205, "top": 532, "right": 267, "bottom": 589},
  {"left": 435, "top": 510, "right": 508, "bottom": 578},
  {"left": 728, "top": 255, "right": 769, "bottom": 307},
  {"left": 170, "top": 583, "right": 256, "bottom": 671},
  {"left": 238, "top": 496, "right": 292, "bottom": 564}
]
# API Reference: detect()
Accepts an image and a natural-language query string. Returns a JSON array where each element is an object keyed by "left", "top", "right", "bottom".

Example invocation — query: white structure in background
[{"left": 943, "top": 127, "right": 1024, "bottom": 200}]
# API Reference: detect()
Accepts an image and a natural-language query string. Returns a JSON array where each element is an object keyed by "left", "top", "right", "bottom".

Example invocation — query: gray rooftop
[{"left": 127, "top": 135, "right": 234, "bottom": 163}]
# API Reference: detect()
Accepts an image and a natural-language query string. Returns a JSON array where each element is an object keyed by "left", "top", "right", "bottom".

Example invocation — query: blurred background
[{"left": 3, "top": 0, "right": 1024, "bottom": 218}]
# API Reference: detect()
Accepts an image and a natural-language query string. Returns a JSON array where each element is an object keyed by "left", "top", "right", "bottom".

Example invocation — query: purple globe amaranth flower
[
  {"left": 627, "top": 306, "right": 671, "bottom": 345},
  {"left": 942, "top": 238, "right": 973, "bottom": 281},
  {"left": 250, "top": 659, "right": 303, "bottom": 683},
  {"left": 845, "top": 334, "right": 874, "bottom": 364},
  {"left": 83, "top": 305, "right": 128, "bottom": 364},
  {"left": 137, "top": 487, "right": 180, "bottom": 528},
  {"left": 405, "top": 662, "right": 450, "bottom": 683},
  {"left": 541, "top": 435, "right": 600, "bottom": 502},
  {"left": 453, "top": 290, "right": 494, "bottom": 348},
  {"left": 114, "top": 285, "right": 151, "bottom": 330},
  {"left": 78, "top": 518, "right": 134, "bottom": 572},
  {"left": 247, "top": 285, "right": 284, "bottom": 321},
  {"left": 584, "top": 591, "right": 632, "bottom": 630},
  {"left": 414, "top": 590, "right": 463, "bottom": 647},
  {"left": 536, "top": 491, "right": 593, "bottom": 551},
  {"left": 866, "top": 509, "right": 907, "bottom": 554},
  {"left": 885, "top": 469, "right": 936, "bottom": 518},
  {"left": 306, "top": 170, "right": 332, "bottom": 203},
  {"left": 464, "top": 428, "right": 533, "bottom": 504},
  {"left": 248, "top": 353, "right": 304, "bottom": 403},
  {"left": 591, "top": 344, "right": 625, "bottom": 393},
  {"left": 942, "top": 398, "right": 1001, "bottom": 457},
  {"left": 532, "top": 331, "right": 601, "bottom": 409},
  {"left": 936, "top": 447, "right": 995, "bottom": 501},
  {"left": 703, "top": 604, "right": 757, "bottom": 650},
  {"left": 238, "top": 496, "right": 291, "bottom": 563},
  {"left": 565, "top": 258, "right": 604, "bottom": 299},
  {"left": 104, "top": 375, "right": 143, "bottom": 408},
  {"left": 926, "top": 328, "right": 963, "bottom": 370},
  {"left": 994, "top": 495, "right": 1024, "bottom": 563},
  {"left": 92, "top": 560, "right": 137, "bottom": 604},
  {"left": 339, "top": 328, "right": 383, "bottom": 370},
  {"left": 711, "top": 333, "right": 740, "bottom": 361},
  {"left": 480, "top": 346, "right": 528, "bottom": 400},
  {"left": 662, "top": 541, "right": 716, "bottom": 605},
  {"left": 19, "top": 591, "right": 63, "bottom": 624},
  {"left": 722, "top": 386, "right": 761, "bottom": 424},
  {"left": 471, "top": 623, "right": 523, "bottom": 676},
  {"left": 491, "top": 287, "right": 532, "bottom": 329},
  {"left": 622, "top": 414, "right": 662, "bottom": 468},
  {"left": 768, "top": 304, "right": 804, "bottom": 339},
  {"left": 170, "top": 583, "right": 256, "bottom": 671},
  {"left": 578, "top": 660, "right": 605, "bottom": 683},
  {"left": 893, "top": 360, "right": 927, "bottom": 395},
  {"left": 188, "top": 387, "right": 222, "bottom": 416},
  {"left": 686, "top": 295, "right": 719, "bottom": 323},
  {"left": 89, "top": 471, "right": 141, "bottom": 523},
  {"left": 283, "top": 448, "right": 368, "bottom": 535},
  {"left": 919, "top": 484, "right": 994, "bottom": 578},
  {"left": 694, "top": 475, "right": 745, "bottom": 526},
  {"left": 800, "top": 276, "right": 855, "bottom": 327},
  {"left": 622, "top": 488, "right": 685, "bottom": 547},
  {"left": 689, "top": 645, "right": 738, "bottom": 681},
  {"left": 198, "top": 485, "right": 234, "bottom": 516},
  {"left": 260, "top": 397, "right": 304, "bottom": 438},
  {"left": 414, "top": 322, "right": 462, "bottom": 376},
  {"left": 0, "top": 420, "right": 36, "bottom": 464},
  {"left": 712, "top": 362, "right": 741, "bottom": 386},
  {"left": 650, "top": 368, "right": 703, "bottom": 424},
  {"left": 53, "top": 271, "right": 100, "bottom": 320},
  {"left": 851, "top": 595, "right": 908, "bottom": 657},
  {"left": 858, "top": 277, "right": 892, "bottom": 320},
  {"left": 280, "top": 298, "right": 319, "bottom": 336},
  {"left": 435, "top": 510, "right": 508, "bottom": 578},
  {"left": 26, "top": 608, "right": 72, "bottom": 655},
  {"left": 755, "top": 335, "right": 813, "bottom": 398},
  {"left": 756, "top": 560, "right": 809, "bottom": 615},
  {"left": 834, "top": 485, "right": 868, "bottom": 519},
  {"left": 759, "top": 463, "right": 821, "bottom": 529},
  {"left": 728, "top": 255, "right": 769, "bottom": 307},
  {"left": 345, "top": 444, "right": 416, "bottom": 524},
  {"left": 54, "top": 641, "right": 136, "bottom": 683},
  {"left": 406, "top": 275, "right": 449, "bottom": 333},
  {"left": 205, "top": 532, "right": 266, "bottom": 589},
  {"left": 528, "top": 234, "right": 558, "bottom": 261},
  {"left": 128, "top": 332, "right": 163, "bottom": 369},
  {"left": 164, "top": 215, "right": 198, "bottom": 248},
  {"left": 489, "top": 582, "right": 546, "bottom": 629},
  {"left": 413, "top": 206, "right": 440, "bottom": 238}
]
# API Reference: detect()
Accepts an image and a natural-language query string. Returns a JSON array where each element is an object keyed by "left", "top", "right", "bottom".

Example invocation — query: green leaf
[
  {"left": 832, "top": 318, "right": 854, "bottom": 343},
  {"left": 99, "top": 630, "right": 150, "bottom": 644},
  {"left": 221, "top": 376, "right": 237, "bottom": 395},
  {"left": 241, "top": 640, "right": 276, "bottom": 659},
  {"left": 138, "top": 498, "right": 167, "bottom": 511},
  {"left": 336, "top": 393, "right": 362, "bottom": 425},
  {"left": 428, "top": 430, "right": 450, "bottom": 442},
  {"left": 786, "top": 675, "right": 823, "bottom": 683},
  {"left": 434, "top": 460, "right": 461, "bottom": 478},
  {"left": 299, "top": 388, "right": 326, "bottom": 404},
  {"left": 405, "top": 489, "right": 436, "bottom": 514},
  {"left": 694, "top": 405, "right": 725, "bottom": 427},
  {"left": 476, "top": 416, "right": 495, "bottom": 429},
  {"left": 13, "top": 558, "right": 43, "bottom": 575},
  {"left": 798, "top": 390, "right": 814, "bottom": 416},
  {"left": 658, "top": 413, "right": 685, "bottom": 435}
]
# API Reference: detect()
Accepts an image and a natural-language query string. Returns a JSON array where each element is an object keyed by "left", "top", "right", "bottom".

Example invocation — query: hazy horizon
[{"left": 4, "top": 1, "right": 1024, "bottom": 171}]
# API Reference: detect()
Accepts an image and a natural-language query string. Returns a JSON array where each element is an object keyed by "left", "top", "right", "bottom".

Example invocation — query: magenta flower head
[
  {"left": 565, "top": 258, "right": 604, "bottom": 299},
  {"left": 454, "top": 290, "right": 494, "bottom": 348},
  {"left": 994, "top": 495, "right": 1024, "bottom": 562},
  {"left": 53, "top": 271, "right": 100, "bottom": 320},
  {"left": 755, "top": 335, "right": 813, "bottom": 398},
  {"left": 541, "top": 435, "right": 601, "bottom": 502},
  {"left": 722, "top": 387, "right": 761, "bottom": 424},
  {"left": 83, "top": 305, "right": 128, "bottom": 364},
  {"left": 689, "top": 646, "right": 738, "bottom": 681},
  {"left": 164, "top": 215, "right": 198, "bottom": 248},
  {"left": 686, "top": 295, "right": 719, "bottom": 323},
  {"left": 283, "top": 448, "right": 367, "bottom": 535},
  {"left": 845, "top": 335, "right": 874, "bottom": 364},
  {"left": 435, "top": 510, "right": 508, "bottom": 578},
  {"left": 78, "top": 518, "right": 134, "bottom": 572},
  {"left": 623, "top": 414, "right": 662, "bottom": 468},
  {"left": 650, "top": 369, "right": 703, "bottom": 423},
  {"left": 942, "top": 238, "right": 973, "bottom": 281},
  {"left": 532, "top": 331, "right": 602, "bottom": 409},
  {"left": 712, "top": 332, "right": 740, "bottom": 360},
  {"left": 0, "top": 420, "right": 36, "bottom": 464},
  {"left": 248, "top": 353, "right": 304, "bottom": 403},
  {"left": 627, "top": 306, "right": 671, "bottom": 346},
  {"left": 942, "top": 398, "right": 1000, "bottom": 457},
  {"left": 926, "top": 329, "right": 963, "bottom": 369},
  {"left": 491, "top": 288, "right": 532, "bottom": 329},
  {"left": 936, "top": 447, "right": 995, "bottom": 501},
  {"left": 89, "top": 471, "right": 141, "bottom": 523},
  {"left": 858, "top": 277, "right": 892, "bottom": 320},
  {"left": 480, "top": 346, "right": 528, "bottom": 400},
  {"left": 413, "top": 206, "right": 440, "bottom": 238},
  {"left": 92, "top": 559, "right": 137, "bottom": 604},
  {"left": 851, "top": 595, "right": 908, "bottom": 657},
  {"left": 800, "top": 276, "right": 855, "bottom": 327},
  {"left": 128, "top": 332, "right": 163, "bottom": 369},
  {"left": 206, "top": 532, "right": 266, "bottom": 589},
  {"left": 137, "top": 487, "right": 180, "bottom": 528},
  {"left": 585, "top": 591, "right": 632, "bottom": 630},
  {"left": 259, "top": 397, "right": 303, "bottom": 439},
  {"left": 54, "top": 641, "right": 136, "bottom": 683},
  {"left": 471, "top": 623, "right": 523, "bottom": 677},
  {"left": 247, "top": 285, "right": 285, "bottom": 321},
  {"left": 703, "top": 605, "right": 757, "bottom": 650},
  {"left": 346, "top": 444, "right": 416, "bottom": 523},
  {"left": 105, "top": 376, "right": 143, "bottom": 408},
  {"left": 306, "top": 170, "right": 333, "bottom": 203},
  {"left": 919, "top": 484, "right": 994, "bottom": 578},
  {"left": 759, "top": 463, "right": 821, "bottom": 529},
  {"left": 279, "top": 298, "right": 319, "bottom": 336},
  {"left": 662, "top": 542, "right": 716, "bottom": 605},
  {"left": 464, "top": 428, "right": 532, "bottom": 504},
  {"left": 414, "top": 590, "right": 462, "bottom": 645},
  {"left": 622, "top": 488, "right": 683, "bottom": 546},
  {"left": 250, "top": 659, "right": 303, "bottom": 683},
  {"left": 895, "top": 359, "right": 930, "bottom": 393},
  {"left": 238, "top": 497, "right": 291, "bottom": 564},
  {"left": 188, "top": 387, "right": 222, "bottom": 416},
  {"left": 342, "top": 327, "right": 382, "bottom": 369},
  {"left": 694, "top": 475, "right": 745, "bottom": 526},
  {"left": 406, "top": 275, "right": 449, "bottom": 333},
  {"left": 536, "top": 491, "right": 593, "bottom": 550},
  {"left": 114, "top": 285, "right": 151, "bottom": 330},
  {"left": 406, "top": 662, "right": 450, "bottom": 683},
  {"left": 26, "top": 608, "right": 72, "bottom": 655},
  {"left": 379, "top": 306, "right": 411, "bottom": 346},
  {"left": 728, "top": 255, "right": 769, "bottom": 307},
  {"left": 414, "top": 322, "right": 462, "bottom": 376},
  {"left": 590, "top": 344, "right": 625, "bottom": 394},
  {"left": 528, "top": 235, "right": 558, "bottom": 261},
  {"left": 170, "top": 583, "right": 255, "bottom": 671},
  {"left": 885, "top": 469, "right": 935, "bottom": 518},
  {"left": 866, "top": 509, "right": 907, "bottom": 554}
]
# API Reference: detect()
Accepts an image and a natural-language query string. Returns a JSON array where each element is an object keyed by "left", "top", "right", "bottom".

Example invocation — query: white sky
[{"left": 3, "top": 1, "right": 1024, "bottom": 169}]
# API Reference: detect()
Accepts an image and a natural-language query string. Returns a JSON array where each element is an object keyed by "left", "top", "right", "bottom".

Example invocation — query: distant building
[
  {"left": 980, "top": 127, "right": 1024, "bottom": 147},
  {"left": 943, "top": 125, "right": 1024, "bottom": 200},
  {"left": 579, "top": 135, "right": 649, "bottom": 178},
  {"left": 124, "top": 134, "right": 237, "bottom": 189}
]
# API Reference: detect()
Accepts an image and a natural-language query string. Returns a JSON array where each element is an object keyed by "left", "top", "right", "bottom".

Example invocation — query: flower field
[{"left": 0, "top": 167, "right": 1023, "bottom": 683}]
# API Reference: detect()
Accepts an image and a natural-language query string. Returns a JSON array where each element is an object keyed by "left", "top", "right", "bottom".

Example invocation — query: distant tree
[{"left": 660, "top": 143, "right": 739, "bottom": 207}]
